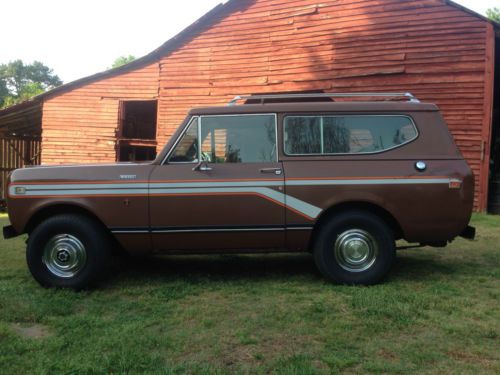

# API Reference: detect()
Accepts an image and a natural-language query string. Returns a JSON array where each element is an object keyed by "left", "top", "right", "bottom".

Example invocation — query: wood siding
[
  {"left": 42, "top": 63, "right": 159, "bottom": 164},
  {"left": 38, "top": 0, "right": 494, "bottom": 210},
  {"left": 158, "top": 0, "right": 492, "bottom": 210}
]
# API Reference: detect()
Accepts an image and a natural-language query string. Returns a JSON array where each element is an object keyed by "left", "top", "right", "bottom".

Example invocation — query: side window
[
  {"left": 169, "top": 117, "right": 199, "bottom": 163},
  {"left": 284, "top": 115, "right": 417, "bottom": 155},
  {"left": 200, "top": 115, "right": 277, "bottom": 163}
]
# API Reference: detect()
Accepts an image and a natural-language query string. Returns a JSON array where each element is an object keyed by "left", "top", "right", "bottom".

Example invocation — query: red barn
[{"left": 0, "top": 0, "right": 498, "bottom": 211}]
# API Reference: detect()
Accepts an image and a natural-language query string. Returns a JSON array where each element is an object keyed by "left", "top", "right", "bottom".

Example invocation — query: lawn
[{"left": 0, "top": 214, "right": 498, "bottom": 374}]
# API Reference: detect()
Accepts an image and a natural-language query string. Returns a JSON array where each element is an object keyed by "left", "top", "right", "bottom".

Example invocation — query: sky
[{"left": 0, "top": 0, "right": 498, "bottom": 84}]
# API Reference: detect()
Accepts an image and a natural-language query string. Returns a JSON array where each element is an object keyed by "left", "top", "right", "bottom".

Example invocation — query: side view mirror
[{"left": 192, "top": 161, "right": 213, "bottom": 172}]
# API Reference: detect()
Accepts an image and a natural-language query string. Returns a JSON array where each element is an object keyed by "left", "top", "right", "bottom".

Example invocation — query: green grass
[{"left": 0, "top": 214, "right": 499, "bottom": 374}]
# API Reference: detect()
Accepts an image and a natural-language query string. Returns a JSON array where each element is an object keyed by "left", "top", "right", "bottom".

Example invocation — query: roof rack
[{"left": 228, "top": 92, "right": 420, "bottom": 105}]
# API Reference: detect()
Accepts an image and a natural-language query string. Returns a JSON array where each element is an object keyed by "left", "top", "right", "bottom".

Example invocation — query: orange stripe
[
  {"left": 9, "top": 194, "right": 148, "bottom": 199},
  {"left": 287, "top": 175, "right": 450, "bottom": 181},
  {"left": 10, "top": 175, "right": 449, "bottom": 186},
  {"left": 10, "top": 178, "right": 279, "bottom": 185},
  {"left": 10, "top": 180, "right": 149, "bottom": 185}
]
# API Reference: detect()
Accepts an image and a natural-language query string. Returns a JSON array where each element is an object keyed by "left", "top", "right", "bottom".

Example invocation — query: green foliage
[
  {"left": 0, "top": 214, "right": 499, "bottom": 373},
  {"left": 111, "top": 55, "right": 136, "bottom": 69},
  {"left": 0, "top": 60, "right": 62, "bottom": 108},
  {"left": 486, "top": 7, "right": 500, "bottom": 23}
]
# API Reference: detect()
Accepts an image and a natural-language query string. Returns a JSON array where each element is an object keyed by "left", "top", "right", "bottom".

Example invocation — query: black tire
[
  {"left": 313, "top": 210, "right": 395, "bottom": 285},
  {"left": 26, "top": 214, "right": 111, "bottom": 289}
]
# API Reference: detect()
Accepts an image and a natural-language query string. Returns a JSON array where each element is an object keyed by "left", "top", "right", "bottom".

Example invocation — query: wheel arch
[
  {"left": 25, "top": 203, "right": 108, "bottom": 235},
  {"left": 24, "top": 203, "right": 125, "bottom": 255},
  {"left": 310, "top": 201, "right": 404, "bottom": 249}
]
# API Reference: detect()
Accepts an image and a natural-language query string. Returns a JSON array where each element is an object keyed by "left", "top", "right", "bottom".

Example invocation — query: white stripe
[
  {"left": 152, "top": 187, "right": 284, "bottom": 203},
  {"left": 12, "top": 189, "right": 149, "bottom": 196},
  {"left": 285, "top": 178, "right": 451, "bottom": 186},
  {"left": 10, "top": 177, "right": 454, "bottom": 220},
  {"left": 15, "top": 183, "right": 148, "bottom": 191},
  {"left": 151, "top": 181, "right": 282, "bottom": 188}
]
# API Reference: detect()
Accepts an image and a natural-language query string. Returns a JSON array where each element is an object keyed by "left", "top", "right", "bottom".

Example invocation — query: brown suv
[{"left": 3, "top": 93, "right": 475, "bottom": 288}]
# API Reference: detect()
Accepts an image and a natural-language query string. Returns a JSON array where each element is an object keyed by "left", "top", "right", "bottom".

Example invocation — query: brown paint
[{"left": 5, "top": 101, "right": 474, "bottom": 254}]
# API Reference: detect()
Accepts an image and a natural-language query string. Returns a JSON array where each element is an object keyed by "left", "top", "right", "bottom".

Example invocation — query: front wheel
[
  {"left": 313, "top": 210, "right": 395, "bottom": 285},
  {"left": 27, "top": 214, "right": 111, "bottom": 289}
]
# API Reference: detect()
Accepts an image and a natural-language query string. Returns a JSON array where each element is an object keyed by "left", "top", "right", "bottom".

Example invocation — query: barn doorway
[
  {"left": 116, "top": 100, "right": 158, "bottom": 162},
  {"left": 488, "top": 38, "right": 500, "bottom": 214}
]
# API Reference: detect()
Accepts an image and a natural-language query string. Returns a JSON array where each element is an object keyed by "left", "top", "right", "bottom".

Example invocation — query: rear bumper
[
  {"left": 3, "top": 225, "right": 20, "bottom": 240},
  {"left": 459, "top": 225, "right": 476, "bottom": 240}
]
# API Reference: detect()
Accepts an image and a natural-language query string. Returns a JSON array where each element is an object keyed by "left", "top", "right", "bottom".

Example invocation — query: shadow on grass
[
  {"left": 106, "top": 250, "right": 464, "bottom": 286},
  {"left": 109, "top": 253, "right": 319, "bottom": 284},
  {"left": 389, "top": 254, "right": 456, "bottom": 282}
]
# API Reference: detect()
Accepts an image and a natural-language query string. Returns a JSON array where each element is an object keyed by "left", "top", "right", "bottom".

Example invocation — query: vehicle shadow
[
  {"left": 106, "top": 251, "right": 461, "bottom": 286},
  {"left": 108, "top": 253, "right": 319, "bottom": 284},
  {"left": 389, "top": 253, "right": 457, "bottom": 282}
]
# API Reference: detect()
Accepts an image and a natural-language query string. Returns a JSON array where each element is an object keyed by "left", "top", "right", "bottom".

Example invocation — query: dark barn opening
[
  {"left": 488, "top": 37, "right": 500, "bottom": 214},
  {"left": 116, "top": 100, "right": 158, "bottom": 162},
  {"left": 0, "top": 102, "right": 42, "bottom": 209}
]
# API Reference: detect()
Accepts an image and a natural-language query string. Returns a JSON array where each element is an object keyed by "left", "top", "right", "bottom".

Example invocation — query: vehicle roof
[{"left": 189, "top": 101, "right": 439, "bottom": 115}]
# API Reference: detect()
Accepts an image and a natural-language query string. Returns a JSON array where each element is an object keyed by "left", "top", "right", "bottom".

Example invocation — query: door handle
[{"left": 260, "top": 168, "right": 282, "bottom": 175}]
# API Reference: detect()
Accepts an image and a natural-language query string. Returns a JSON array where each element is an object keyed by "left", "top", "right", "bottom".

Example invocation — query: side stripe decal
[
  {"left": 9, "top": 177, "right": 456, "bottom": 220},
  {"left": 285, "top": 178, "right": 451, "bottom": 186}
]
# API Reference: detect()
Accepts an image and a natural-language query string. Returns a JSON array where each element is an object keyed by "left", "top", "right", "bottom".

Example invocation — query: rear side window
[{"left": 284, "top": 115, "right": 417, "bottom": 155}]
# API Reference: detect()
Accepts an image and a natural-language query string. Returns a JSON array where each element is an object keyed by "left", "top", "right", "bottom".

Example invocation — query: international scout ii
[{"left": 3, "top": 93, "right": 475, "bottom": 288}]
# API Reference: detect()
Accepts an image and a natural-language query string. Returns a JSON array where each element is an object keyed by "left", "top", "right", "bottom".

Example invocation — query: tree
[
  {"left": 0, "top": 60, "right": 62, "bottom": 108},
  {"left": 111, "top": 55, "right": 136, "bottom": 69},
  {"left": 486, "top": 7, "right": 500, "bottom": 23}
]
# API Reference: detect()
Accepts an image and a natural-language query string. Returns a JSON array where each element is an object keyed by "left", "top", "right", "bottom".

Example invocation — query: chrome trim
[
  {"left": 152, "top": 227, "right": 285, "bottom": 233},
  {"left": 42, "top": 234, "right": 87, "bottom": 278},
  {"left": 229, "top": 92, "right": 420, "bottom": 105},
  {"left": 283, "top": 115, "right": 419, "bottom": 157},
  {"left": 110, "top": 229, "right": 150, "bottom": 234},
  {"left": 111, "top": 227, "right": 291, "bottom": 234},
  {"left": 334, "top": 229, "right": 378, "bottom": 273}
]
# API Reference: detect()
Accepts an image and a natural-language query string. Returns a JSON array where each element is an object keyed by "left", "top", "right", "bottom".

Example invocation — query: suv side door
[{"left": 149, "top": 113, "right": 285, "bottom": 251}]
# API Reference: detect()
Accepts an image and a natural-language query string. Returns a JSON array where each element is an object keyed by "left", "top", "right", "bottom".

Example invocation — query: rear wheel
[
  {"left": 313, "top": 210, "right": 395, "bottom": 285},
  {"left": 27, "top": 214, "right": 111, "bottom": 289}
]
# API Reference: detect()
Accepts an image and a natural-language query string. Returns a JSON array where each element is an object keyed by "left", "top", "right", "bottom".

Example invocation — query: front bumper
[{"left": 3, "top": 225, "right": 19, "bottom": 240}]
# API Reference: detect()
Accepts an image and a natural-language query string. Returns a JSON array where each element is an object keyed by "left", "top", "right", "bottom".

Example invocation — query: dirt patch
[
  {"left": 446, "top": 349, "right": 497, "bottom": 368},
  {"left": 378, "top": 349, "right": 397, "bottom": 361},
  {"left": 10, "top": 323, "right": 52, "bottom": 339}
]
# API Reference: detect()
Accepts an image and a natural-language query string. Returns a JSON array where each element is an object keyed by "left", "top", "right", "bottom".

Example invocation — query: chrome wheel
[
  {"left": 42, "top": 234, "right": 87, "bottom": 278},
  {"left": 334, "top": 229, "right": 378, "bottom": 272}
]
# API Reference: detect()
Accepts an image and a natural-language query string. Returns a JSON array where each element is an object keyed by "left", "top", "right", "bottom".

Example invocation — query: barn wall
[
  {"left": 42, "top": 63, "right": 159, "bottom": 164},
  {"left": 157, "top": 0, "right": 491, "bottom": 210}
]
